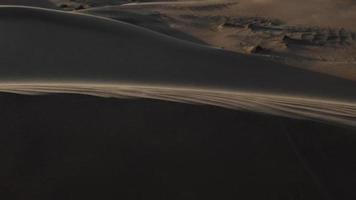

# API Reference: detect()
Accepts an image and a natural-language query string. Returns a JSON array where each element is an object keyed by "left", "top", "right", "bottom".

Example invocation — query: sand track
[{"left": 0, "top": 82, "right": 355, "bottom": 128}]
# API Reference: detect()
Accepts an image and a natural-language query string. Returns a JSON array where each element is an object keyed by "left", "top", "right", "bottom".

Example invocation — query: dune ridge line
[
  {"left": 0, "top": 6, "right": 356, "bottom": 101},
  {"left": 0, "top": 82, "right": 355, "bottom": 128}
]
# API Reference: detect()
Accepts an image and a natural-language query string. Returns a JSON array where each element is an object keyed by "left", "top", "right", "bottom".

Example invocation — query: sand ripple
[{"left": 0, "top": 82, "right": 355, "bottom": 128}]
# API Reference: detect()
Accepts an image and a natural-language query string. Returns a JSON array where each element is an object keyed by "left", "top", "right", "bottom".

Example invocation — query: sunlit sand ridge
[
  {"left": 0, "top": 2, "right": 356, "bottom": 200},
  {"left": 0, "top": 82, "right": 355, "bottom": 127},
  {"left": 0, "top": 6, "right": 355, "bottom": 128}
]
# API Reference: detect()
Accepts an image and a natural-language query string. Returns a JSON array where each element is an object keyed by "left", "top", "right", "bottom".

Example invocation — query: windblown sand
[
  {"left": 80, "top": 0, "right": 356, "bottom": 80},
  {"left": 1, "top": 92, "right": 355, "bottom": 200},
  {"left": 0, "top": 2, "right": 355, "bottom": 200}
]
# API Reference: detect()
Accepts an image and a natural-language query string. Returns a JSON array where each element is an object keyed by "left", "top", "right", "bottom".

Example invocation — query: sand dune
[
  {"left": 0, "top": 0, "right": 55, "bottom": 7},
  {"left": 1, "top": 92, "right": 355, "bottom": 199},
  {"left": 236, "top": 0, "right": 356, "bottom": 29},
  {"left": 115, "top": 0, "right": 356, "bottom": 30},
  {"left": 49, "top": 0, "right": 129, "bottom": 10},
  {"left": 3, "top": 1, "right": 356, "bottom": 79},
  {"left": 0, "top": 6, "right": 356, "bottom": 102},
  {"left": 0, "top": 6, "right": 356, "bottom": 126},
  {"left": 81, "top": 0, "right": 356, "bottom": 80},
  {"left": 0, "top": 4, "right": 356, "bottom": 200},
  {"left": 0, "top": 83, "right": 355, "bottom": 128}
]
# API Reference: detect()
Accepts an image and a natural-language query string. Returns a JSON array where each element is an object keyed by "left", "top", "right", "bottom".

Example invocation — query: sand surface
[
  {"left": 0, "top": 2, "right": 355, "bottom": 200},
  {"left": 3, "top": 1, "right": 356, "bottom": 79},
  {"left": 0, "top": 6, "right": 356, "bottom": 125},
  {"left": 0, "top": 0, "right": 55, "bottom": 7},
  {"left": 0, "top": 82, "right": 355, "bottom": 128},
  {"left": 1, "top": 93, "right": 355, "bottom": 200},
  {"left": 0, "top": 6, "right": 356, "bottom": 101},
  {"left": 79, "top": 0, "right": 356, "bottom": 80}
]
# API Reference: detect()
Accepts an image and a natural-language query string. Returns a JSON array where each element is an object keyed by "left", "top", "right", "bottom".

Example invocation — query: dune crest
[
  {"left": 0, "top": 6, "right": 355, "bottom": 127},
  {"left": 0, "top": 82, "right": 355, "bottom": 128},
  {"left": 0, "top": 2, "right": 356, "bottom": 200},
  {"left": 0, "top": 6, "right": 356, "bottom": 100}
]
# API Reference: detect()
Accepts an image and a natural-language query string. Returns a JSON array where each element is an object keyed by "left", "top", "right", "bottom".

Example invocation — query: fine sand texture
[
  {"left": 0, "top": 6, "right": 356, "bottom": 127},
  {"left": 0, "top": 83, "right": 355, "bottom": 128},
  {"left": 0, "top": 4, "right": 355, "bottom": 200},
  {"left": 80, "top": 0, "right": 356, "bottom": 80},
  {"left": 0, "top": 93, "right": 355, "bottom": 200},
  {"left": 0, "top": 0, "right": 55, "bottom": 7},
  {"left": 0, "top": 6, "right": 356, "bottom": 101}
]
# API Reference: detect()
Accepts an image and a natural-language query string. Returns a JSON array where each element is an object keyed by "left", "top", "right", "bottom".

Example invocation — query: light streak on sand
[{"left": 0, "top": 82, "right": 355, "bottom": 128}]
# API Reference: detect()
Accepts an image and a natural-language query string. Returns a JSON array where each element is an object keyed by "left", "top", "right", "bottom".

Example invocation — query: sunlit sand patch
[{"left": 0, "top": 82, "right": 355, "bottom": 127}]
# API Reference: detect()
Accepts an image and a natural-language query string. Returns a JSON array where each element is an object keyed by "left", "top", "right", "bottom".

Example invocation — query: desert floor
[{"left": 0, "top": 1, "right": 355, "bottom": 199}]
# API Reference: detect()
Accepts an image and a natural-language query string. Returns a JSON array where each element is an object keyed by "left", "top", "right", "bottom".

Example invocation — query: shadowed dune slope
[
  {"left": 0, "top": 93, "right": 355, "bottom": 200},
  {"left": 0, "top": 5, "right": 356, "bottom": 200},
  {"left": 81, "top": 1, "right": 356, "bottom": 80},
  {"left": 0, "top": 0, "right": 55, "bottom": 7},
  {"left": 0, "top": 6, "right": 356, "bottom": 101}
]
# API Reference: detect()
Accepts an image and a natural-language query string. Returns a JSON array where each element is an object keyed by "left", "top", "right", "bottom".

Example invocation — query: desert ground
[{"left": 0, "top": 0, "right": 355, "bottom": 200}]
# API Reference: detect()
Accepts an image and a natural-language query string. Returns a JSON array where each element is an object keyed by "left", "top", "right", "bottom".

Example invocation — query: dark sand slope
[
  {"left": 0, "top": 5, "right": 355, "bottom": 200},
  {"left": 0, "top": 6, "right": 356, "bottom": 126},
  {"left": 0, "top": 93, "right": 355, "bottom": 200},
  {"left": 49, "top": 0, "right": 129, "bottom": 10},
  {"left": 0, "top": 0, "right": 55, "bottom": 8},
  {"left": 82, "top": 1, "right": 356, "bottom": 80},
  {"left": 0, "top": 6, "right": 356, "bottom": 100}
]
